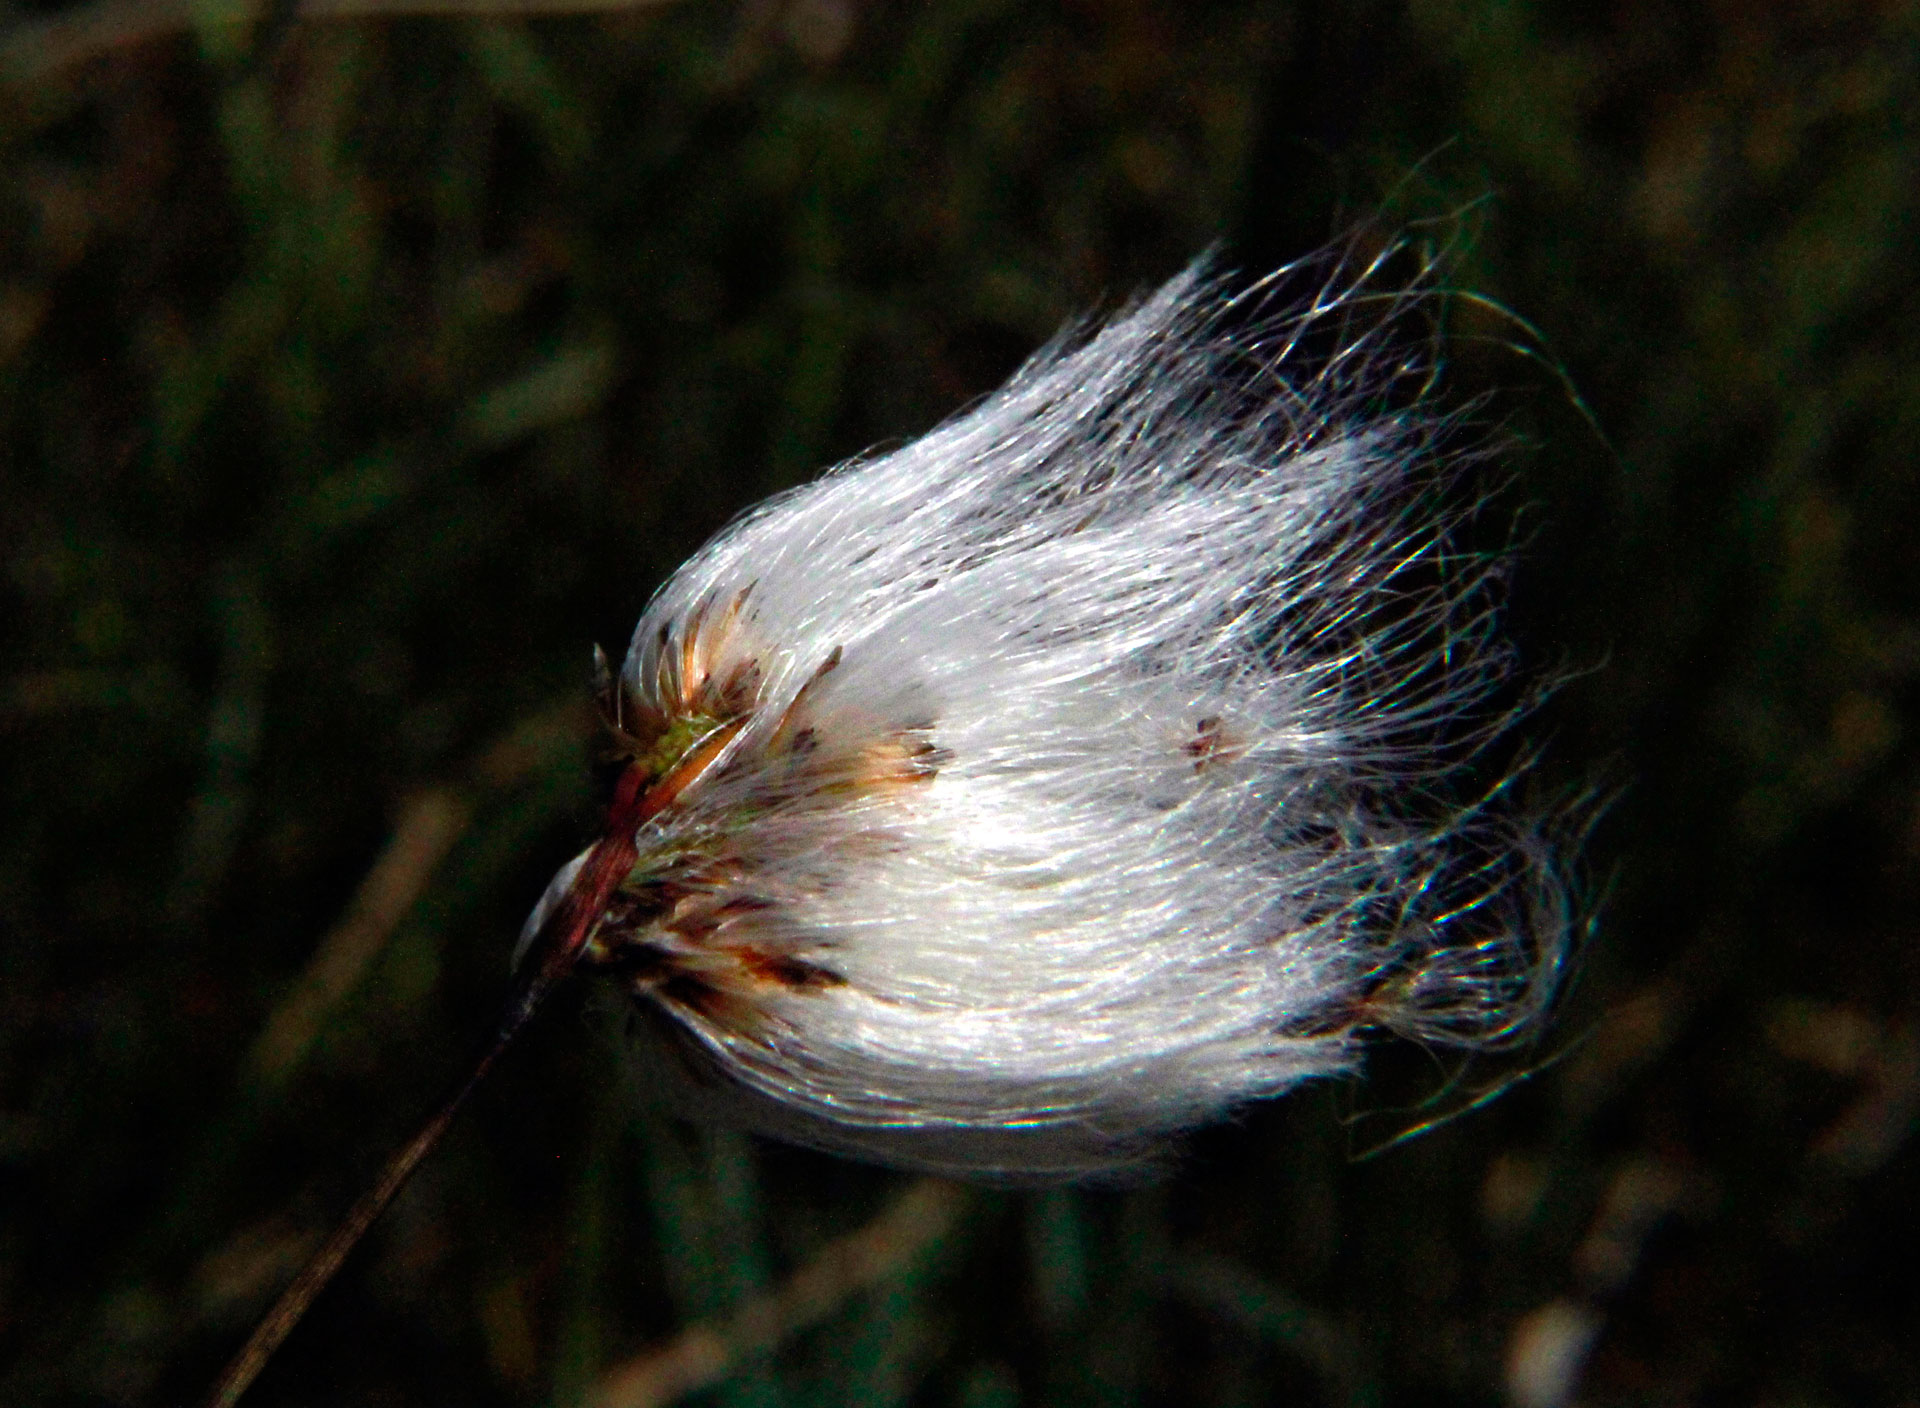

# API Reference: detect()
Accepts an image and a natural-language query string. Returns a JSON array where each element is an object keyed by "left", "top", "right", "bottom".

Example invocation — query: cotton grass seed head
[
  {"left": 524, "top": 246, "right": 1571, "bottom": 1181},
  {"left": 203, "top": 244, "right": 1574, "bottom": 1407}
]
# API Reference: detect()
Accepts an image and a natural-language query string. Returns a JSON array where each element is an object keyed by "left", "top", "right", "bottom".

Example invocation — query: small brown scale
[{"left": 1185, "top": 714, "right": 1248, "bottom": 772}]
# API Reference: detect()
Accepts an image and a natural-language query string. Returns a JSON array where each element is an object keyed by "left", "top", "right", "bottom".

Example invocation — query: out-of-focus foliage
[{"left": 1, "top": 1, "right": 1916, "bottom": 1406}]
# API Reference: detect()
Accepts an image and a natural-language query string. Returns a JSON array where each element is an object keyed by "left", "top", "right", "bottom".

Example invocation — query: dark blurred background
[{"left": 2, "top": 1, "right": 1917, "bottom": 1405}]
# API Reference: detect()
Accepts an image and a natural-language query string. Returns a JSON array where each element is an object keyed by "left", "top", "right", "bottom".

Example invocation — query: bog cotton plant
[
  {"left": 553, "top": 252, "right": 1565, "bottom": 1177},
  {"left": 205, "top": 244, "right": 1568, "bottom": 1406}
]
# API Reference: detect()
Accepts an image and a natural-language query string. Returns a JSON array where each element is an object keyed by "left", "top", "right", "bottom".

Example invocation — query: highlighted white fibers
[{"left": 539, "top": 248, "right": 1568, "bottom": 1180}]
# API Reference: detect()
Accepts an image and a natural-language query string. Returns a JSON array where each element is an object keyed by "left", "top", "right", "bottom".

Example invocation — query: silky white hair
[{"left": 523, "top": 246, "right": 1569, "bottom": 1180}]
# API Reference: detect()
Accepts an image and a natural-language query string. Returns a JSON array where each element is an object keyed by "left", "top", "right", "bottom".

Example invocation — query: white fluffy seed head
[{"left": 528, "top": 246, "right": 1570, "bottom": 1181}]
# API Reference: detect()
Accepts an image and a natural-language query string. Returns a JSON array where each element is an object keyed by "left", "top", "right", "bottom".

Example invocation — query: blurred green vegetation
[{"left": 2, "top": 1, "right": 1917, "bottom": 1405}]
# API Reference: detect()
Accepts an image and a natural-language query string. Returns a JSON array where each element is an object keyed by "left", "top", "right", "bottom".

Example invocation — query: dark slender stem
[
  {"left": 198, "top": 748, "right": 692, "bottom": 1408},
  {"left": 199, "top": 1030, "right": 516, "bottom": 1408}
]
